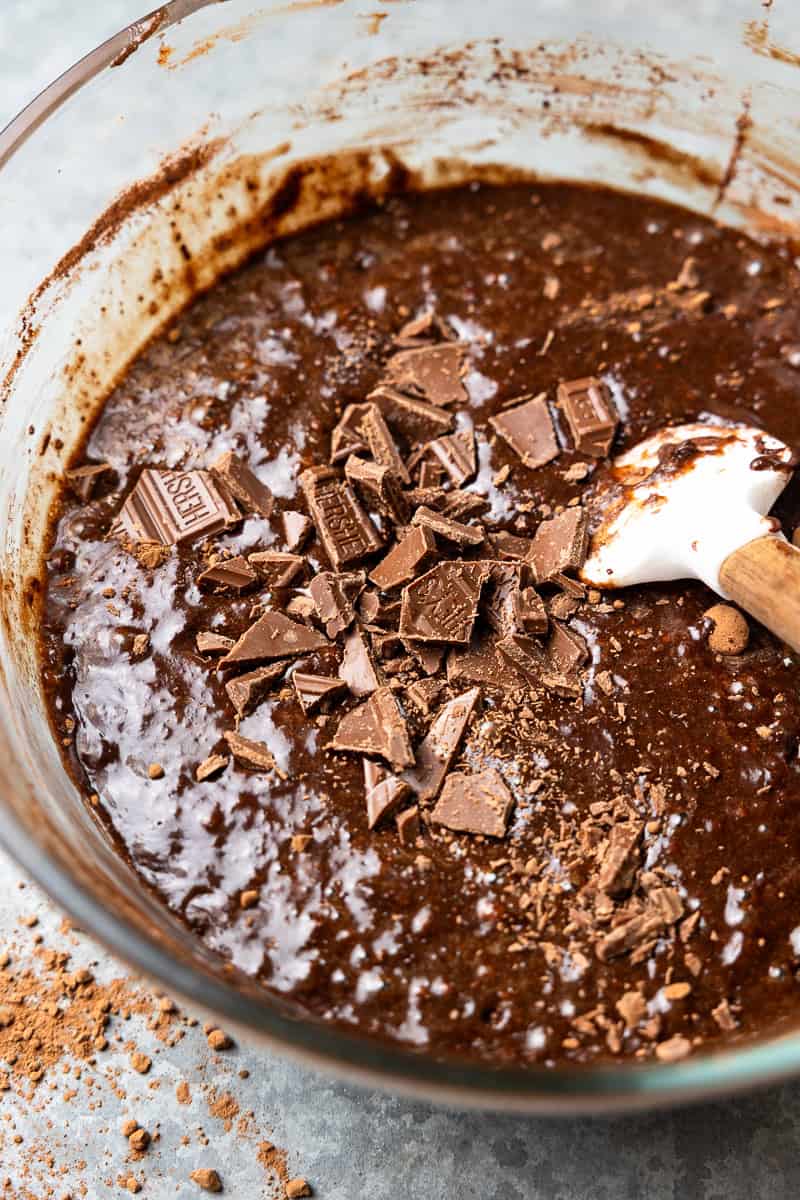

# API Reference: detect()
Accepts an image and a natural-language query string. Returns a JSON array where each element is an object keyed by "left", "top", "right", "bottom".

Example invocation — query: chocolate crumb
[{"left": 190, "top": 1168, "right": 223, "bottom": 1193}]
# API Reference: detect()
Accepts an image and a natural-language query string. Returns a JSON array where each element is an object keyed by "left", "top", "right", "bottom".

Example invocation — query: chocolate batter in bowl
[{"left": 3, "top": 0, "right": 800, "bottom": 1111}]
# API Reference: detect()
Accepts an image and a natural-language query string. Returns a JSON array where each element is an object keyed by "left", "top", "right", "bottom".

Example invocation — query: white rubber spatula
[{"left": 580, "top": 422, "right": 800, "bottom": 651}]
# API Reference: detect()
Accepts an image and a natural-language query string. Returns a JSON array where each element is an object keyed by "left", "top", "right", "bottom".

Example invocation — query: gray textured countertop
[{"left": 2, "top": 4, "right": 800, "bottom": 1197}]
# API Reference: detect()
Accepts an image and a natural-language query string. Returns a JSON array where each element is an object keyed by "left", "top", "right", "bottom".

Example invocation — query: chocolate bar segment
[
  {"left": 332, "top": 686, "right": 414, "bottom": 770},
  {"left": 385, "top": 344, "right": 467, "bottom": 408},
  {"left": 527, "top": 507, "right": 589, "bottom": 583},
  {"left": 309, "top": 571, "right": 365, "bottom": 639},
  {"left": 292, "top": 673, "right": 348, "bottom": 714},
  {"left": 359, "top": 404, "right": 411, "bottom": 484},
  {"left": 247, "top": 552, "right": 305, "bottom": 589},
  {"left": 225, "top": 663, "right": 286, "bottom": 718},
  {"left": 300, "top": 467, "right": 383, "bottom": 569},
  {"left": 344, "top": 456, "right": 409, "bottom": 527},
  {"left": 114, "top": 468, "right": 240, "bottom": 545},
  {"left": 410, "top": 506, "right": 484, "bottom": 547},
  {"left": 431, "top": 768, "right": 514, "bottom": 837},
  {"left": 369, "top": 385, "right": 454, "bottom": 443},
  {"left": 489, "top": 394, "right": 559, "bottom": 470},
  {"left": 210, "top": 450, "right": 274, "bottom": 517},
  {"left": 369, "top": 526, "right": 437, "bottom": 591},
  {"left": 399, "top": 561, "right": 490, "bottom": 645},
  {"left": 404, "top": 687, "right": 480, "bottom": 801},
  {"left": 557, "top": 376, "right": 618, "bottom": 457},
  {"left": 220, "top": 611, "right": 327, "bottom": 668},
  {"left": 197, "top": 555, "right": 258, "bottom": 593}
]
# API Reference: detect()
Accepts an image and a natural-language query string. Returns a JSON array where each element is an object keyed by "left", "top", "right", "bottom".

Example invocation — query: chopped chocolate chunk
[
  {"left": 197, "top": 555, "right": 258, "bottom": 593},
  {"left": 489, "top": 394, "right": 559, "bottom": 469},
  {"left": 344, "top": 455, "right": 409, "bottom": 526},
  {"left": 363, "top": 758, "right": 387, "bottom": 792},
  {"left": 410, "top": 506, "right": 484, "bottom": 547},
  {"left": 448, "top": 630, "right": 526, "bottom": 691},
  {"left": 440, "top": 491, "right": 490, "bottom": 522},
  {"left": 404, "top": 688, "right": 480, "bottom": 801},
  {"left": 400, "top": 561, "right": 489, "bottom": 644},
  {"left": 293, "top": 672, "right": 348, "bottom": 714},
  {"left": 396, "top": 805, "right": 421, "bottom": 846},
  {"left": 394, "top": 310, "right": 454, "bottom": 347},
  {"left": 300, "top": 466, "right": 383, "bottom": 569},
  {"left": 405, "top": 641, "right": 445, "bottom": 675},
  {"left": 223, "top": 730, "right": 281, "bottom": 774},
  {"left": 330, "top": 402, "right": 371, "bottom": 463},
  {"left": 369, "top": 385, "right": 454, "bottom": 443},
  {"left": 114, "top": 468, "right": 240, "bottom": 545},
  {"left": 432, "top": 768, "right": 514, "bottom": 837},
  {"left": 514, "top": 586, "right": 549, "bottom": 635},
  {"left": 405, "top": 678, "right": 446, "bottom": 714},
  {"left": 654, "top": 1034, "right": 692, "bottom": 1063},
  {"left": 497, "top": 633, "right": 546, "bottom": 689},
  {"left": 615, "top": 991, "right": 647, "bottom": 1028},
  {"left": 369, "top": 526, "right": 437, "bottom": 591},
  {"left": 596, "top": 822, "right": 642, "bottom": 897},
  {"left": 65, "top": 461, "right": 114, "bottom": 501},
  {"left": 557, "top": 377, "right": 618, "bottom": 458},
  {"left": 225, "top": 663, "right": 285, "bottom": 718},
  {"left": 339, "top": 629, "right": 382, "bottom": 697},
  {"left": 282, "top": 509, "right": 313, "bottom": 552},
  {"left": 405, "top": 485, "right": 449, "bottom": 511},
  {"left": 332, "top": 687, "right": 414, "bottom": 770},
  {"left": 285, "top": 595, "right": 317, "bottom": 623},
  {"left": 488, "top": 530, "right": 534, "bottom": 561},
  {"left": 359, "top": 404, "right": 411, "bottom": 483},
  {"left": 220, "top": 611, "right": 327, "bottom": 668},
  {"left": 425, "top": 429, "right": 477, "bottom": 485},
  {"left": 482, "top": 561, "right": 524, "bottom": 635},
  {"left": 366, "top": 776, "right": 412, "bottom": 829},
  {"left": 547, "top": 592, "right": 579, "bottom": 621},
  {"left": 547, "top": 622, "right": 588, "bottom": 673},
  {"left": 711, "top": 998, "right": 738, "bottom": 1032},
  {"left": 385, "top": 344, "right": 466, "bottom": 408},
  {"left": 309, "top": 570, "right": 365, "bottom": 638},
  {"left": 357, "top": 589, "right": 381, "bottom": 625},
  {"left": 527, "top": 507, "right": 588, "bottom": 582},
  {"left": 248, "top": 552, "right": 305, "bottom": 589},
  {"left": 196, "top": 754, "right": 228, "bottom": 782},
  {"left": 210, "top": 450, "right": 274, "bottom": 517},
  {"left": 418, "top": 459, "right": 444, "bottom": 488},
  {"left": 196, "top": 631, "right": 235, "bottom": 656}
]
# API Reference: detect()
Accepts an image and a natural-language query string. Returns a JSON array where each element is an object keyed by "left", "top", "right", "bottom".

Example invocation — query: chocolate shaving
[
  {"left": 424, "top": 429, "right": 477, "bottom": 485},
  {"left": 404, "top": 687, "right": 480, "bottom": 801},
  {"left": 300, "top": 467, "right": 383, "bottom": 569},
  {"left": 557, "top": 376, "right": 618, "bottom": 458},
  {"left": 113, "top": 468, "right": 240, "bottom": 545},
  {"left": 339, "top": 629, "right": 382, "bottom": 697},
  {"left": 225, "top": 663, "right": 285, "bottom": 718},
  {"left": 385, "top": 344, "right": 466, "bottom": 408},
  {"left": 431, "top": 768, "right": 513, "bottom": 837},
  {"left": 210, "top": 450, "right": 274, "bottom": 517},
  {"left": 220, "top": 611, "right": 327, "bottom": 668},
  {"left": 368, "top": 385, "right": 454, "bottom": 443},
  {"left": 344, "top": 456, "right": 409, "bottom": 526},
  {"left": 65, "top": 462, "right": 114, "bottom": 501},
  {"left": 292, "top": 673, "right": 347, "bottom": 714},
  {"left": 223, "top": 730, "right": 284, "bottom": 776},
  {"left": 282, "top": 510, "right": 313, "bottom": 552},
  {"left": 396, "top": 805, "right": 421, "bottom": 845},
  {"left": 527, "top": 507, "right": 588, "bottom": 582},
  {"left": 248, "top": 552, "right": 305, "bottom": 589},
  {"left": 410, "top": 506, "right": 484, "bottom": 547},
  {"left": 309, "top": 571, "right": 365, "bottom": 638},
  {"left": 197, "top": 555, "right": 258, "bottom": 593},
  {"left": 330, "top": 403, "right": 371, "bottom": 464},
  {"left": 366, "top": 776, "right": 412, "bottom": 829},
  {"left": 369, "top": 526, "right": 437, "bottom": 591},
  {"left": 489, "top": 394, "right": 559, "bottom": 469},
  {"left": 359, "top": 404, "right": 411, "bottom": 483},
  {"left": 332, "top": 687, "right": 414, "bottom": 769},
  {"left": 399, "top": 561, "right": 489, "bottom": 644},
  {"left": 196, "top": 631, "right": 234, "bottom": 656}
]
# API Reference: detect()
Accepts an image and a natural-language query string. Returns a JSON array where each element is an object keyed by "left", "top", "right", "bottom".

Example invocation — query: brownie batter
[{"left": 39, "top": 183, "right": 800, "bottom": 1067}]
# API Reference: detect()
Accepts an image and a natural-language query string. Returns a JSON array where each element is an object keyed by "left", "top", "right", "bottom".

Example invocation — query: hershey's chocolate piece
[
  {"left": 547, "top": 621, "right": 588, "bottom": 673},
  {"left": 489, "top": 394, "right": 559, "bottom": 469},
  {"left": 366, "top": 776, "right": 412, "bottom": 830},
  {"left": 357, "top": 589, "right": 381, "bottom": 625},
  {"left": 404, "top": 687, "right": 480, "bottom": 801},
  {"left": 404, "top": 641, "right": 445, "bottom": 676},
  {"left": 339, "top": 629, "right": 382, "bottom": 697},
  {"left": 394, "top": 310, "right": 454, "bottom": 347},
  {"left": 369, "top": 526, "right": 437, "bottom": 591},
  {"left": 65, "top": 462, "right": 114, "bottom": 501},
  {"left": 385, "top": 344, "right": 466, "bottom": 408},
  {"left": 285, "top": 595, "right": 317, "bottom": 623},
  {"left": 399, "top": 561, "right": 489, "bottom": 645},
  {"left": 196, "top": 754, "right": 228, "bottom": 782},
  {"left": 211, "top": 450, "right": 274, "bottom": 517},
  {"left": 548, "top": 592, "right": 580, "bottom": 620},
  {"left": 330, "top": 403, "right": 371, "bottom": 463},
  {"left": 405, "top": 678, "right": 446, "bottom": 714},
  {"left": 514, "top": 586, "right": 549, "bottom": 634},
  {"left": 431, "top": 768, "right": 514, "bottom": 838},
  {"left": 557, "top": 376, "right": 618, "bottom": 457},
  {"left": 482, "top": 561, "right": 523, "bottom": 635},
  {"left": 309, "top": 570, "right": 365, "bottom": 638},
  {"left": 447, "top": 631, "right": 527, "bottom": 692},
  {"left": 293, "top": 672, "right": 348, "bottom": 714},
  {"left": 220, "top": 611, "right": 327, "bottom": 668},
  {"left": 553, "top": 572, "right": 586, "bottom": 598},
  {"left": 405, "top": 486, "right": 448, "bottom": 511},
  {"left": 359, "top": 405, "right": 411, "bottom": 484},
  {"left": 410, "top": 506, "right": 484, "bottom": 547},
  {"left": 248, "top": 552, "right": 305, "bottom": 589},
  {"left": 363, "top": 758, "right": 387, "bottom": 792},
  {"left": 344, "top": 455, "right": 409, "bottom": 526},
  {"left": 425, "top": 429, "right": 477, "bottom": 485},
  {"left": 332, "top": 686, "right": 414, "bottom": 769},
  {"left": 282, "top": 510, "right": 313, "bottom": 552},
  {"left": 596, "top": 822, "right": 643, "bottom": 897},
  {"left": 198, "top": 555, "right": 258, "bottom": 593},
  {"left": 497, "top": 633, "right": 546, "bottom": 689},
  {"left": 440, "top": 491, "right": 490, "bottom": 522},
  {"left": 396, "top": 805, "right": 421, "bottom": 846},
  {"left": 196, "top": 631, "right": 235, "bottom": 656},
  {"left": 223, "top": 730, "right": 283, "bottom": 775},
  {"left": 114, "top": 468, "right": 240, "bottom": 545},
  {"left": 369, "top": 385, "right": 454, "bottom": 443},
  {"left": 418, "top": 460, "right": 444, "bottom": 489},
  {"left": 488, "top": 530, "right": 534, "bottom": 561},
  {"left": 225, "top": 662, "right": 286, "bottom": 718},
  {"left": 527, "top": 507, "right": 588, "bottom": 582},
  {"left": 300, "top": 466, "right": 383, "bottom": 569}
]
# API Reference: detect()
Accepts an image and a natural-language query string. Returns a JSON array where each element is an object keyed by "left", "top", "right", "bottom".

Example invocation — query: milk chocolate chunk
[
  {"left": 527, "top": 507, "right": 588, "bottom": 582},
  {"left": 431, "top": 768, "right": 514, "bottom": 838},
  {"left": 440, "top": 491, "right": 489, "bottom": 522},
  {"left": 198, "top": 555, "right": 258, "bottom": 593},
  {"left": 489, "top": 394, "right": 559, "bottom": 469},
  {"left": 344, "top": 456, "right": 409, "bottom": 526},
  {"left": 330, "top": 403, "right": 371, "bottom": 464},
  {"left": 596, "top": 822, "right": 643, "bottom": 897},
  {"left": 396, "top": 805, "right": 421, "bottom": 846},
  {"left": 369, "top": 385, "right": 454, "bottom": 443},
  {"left": 210, "top": 450, "right": 274, "bottom": 517},
  {"left": 309, "top": 571, "right": 365, "bottom": 638},
  {"left": 65, "top": 462, "right": 114, "bottom": 501},
  {"left": 248, "top": 552, "right": 305, "bottom": 589},
  {"left": 339, "top": 629, "right": 382, "bottom": 697},
  {"left": 404, "top": 687, "right": 480, "bottom": 801},
  {"left": 547, "top": 592, "right": 579, "bottom": 621},
  {"left": 359, "top": 405, "right": 411, "bottom": 484},
  {"left": 223, "top": 730, "right": 281, "bottom": 774},
  {"left": 225, "top": 663, "right": 286, "bottom": 718},
  {"left": 196, "top": 754, "right": 228, "bottom": 782},
  {"left": 196, "top": 631, "right": 235, "bottom": 656},
  {"left": 547, "top": 621, "right": 588, "bottom": 673},
  {"left": 366, "top": 775, "right": 412, "bottom": 829},
  {"left": 369, "top": 526, "right": 437, "bottom": 591},
  {"left": 488, "top": 531, "right": 534, "bottom": 561},
  {"left": 447, "top": 631, "right": 527, "bottom": 692},
  {"left": 497, "top": 633, "right": 546, "bottom": 689},
  {"left": 425, "top": 429, "right": 477, "bottom": 485},
  {"left": 394, "top": 310, "right": 454, "bottom": 348},
  {"left": 332, "top": 687, "right": 414, "bottom": 770},
  {"left": 482, "top": 562, "right": 524, "bottom": 635},
  {"left": 405, "top": 642, "right": 445, "bottom": 676},
  {"left": 385, "top": 344, "right": 467, "bottom": 408},
  {"left": 410, "top": 506, "right": 484, "bottom": 547},
  {"left": 405, "top": 677, "right": 446, "bottom": 714},
  {"left": 363, "top": 758, "right": 387, "bottom": 792},
  {"left": 292, "top": 672, "right": 347, "bottom": 714},
  {"left": 220, "top": 611, "right": 327, "bottom": 668},
  {"left": 299, "top": 466, "right": 383, "bottom": 569},
  {"left": 282, "top": 510, "right": 313, "bottom": 552},
  {"left": 399, "top": 562, "right": 489, "bottom": 645},
  {"left": 114, "top": 468, "right": 240, "bottom": 545},
  {"left": 514, "top": 586, "right": 549, "bottom": 635},
  {"left": 557, "top": 376, "right": 618, "bottom": 457}
]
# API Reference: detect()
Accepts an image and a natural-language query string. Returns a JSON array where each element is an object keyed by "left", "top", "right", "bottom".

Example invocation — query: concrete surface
[{"left": 3, "top": 4, "right": 800, "bottom": 1197}]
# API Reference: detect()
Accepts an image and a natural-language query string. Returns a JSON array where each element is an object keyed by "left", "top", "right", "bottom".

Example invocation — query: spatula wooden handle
[{"left": 719, "top": 534, "right": 800, "bottom": 653}]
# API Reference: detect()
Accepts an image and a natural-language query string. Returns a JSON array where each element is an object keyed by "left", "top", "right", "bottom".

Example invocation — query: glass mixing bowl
[{"left": 2, "top": 0, "right": 800, "bottom": 1112}]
